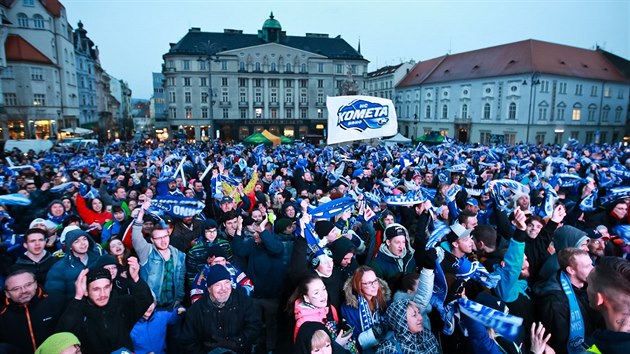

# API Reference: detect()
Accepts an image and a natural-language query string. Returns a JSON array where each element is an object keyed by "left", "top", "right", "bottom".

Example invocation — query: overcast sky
[{"left": 65, "top": 0, "right": 629, "bottom": 99}]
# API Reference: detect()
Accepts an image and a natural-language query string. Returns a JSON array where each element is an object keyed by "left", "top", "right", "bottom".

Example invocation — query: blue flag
[{"left": 149, "top": 196, "right": 205, "bottom": 218}]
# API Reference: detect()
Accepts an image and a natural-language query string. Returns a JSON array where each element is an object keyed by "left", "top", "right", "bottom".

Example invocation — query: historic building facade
[
  {"left": 161, "top": 13, "right": 368, "bottom": 142},
  {"left": 396, "top": 39, "right": 630, "bottom": 144}
]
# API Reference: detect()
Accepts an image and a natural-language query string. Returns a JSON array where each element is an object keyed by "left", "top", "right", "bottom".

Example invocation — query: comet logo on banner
[{"left": 327, "top": 95, "right": 398, "bottom": 144}]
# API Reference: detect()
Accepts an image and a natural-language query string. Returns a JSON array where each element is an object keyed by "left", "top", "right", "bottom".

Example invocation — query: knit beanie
[
  {"left": 35, "top": 332, "right": 80, "bottom": 354},
  {"left": 204, "top": 264, "right": 231, "bottom": 287},
  {"left": 314, "top": 220, "right": 335, "bottom": 238}
]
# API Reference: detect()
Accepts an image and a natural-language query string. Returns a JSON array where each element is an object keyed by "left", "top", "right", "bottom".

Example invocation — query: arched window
[
  {"left": 442, "top": 104, "right": 448, "bottom": 119},
  {"left": 239, "top": 61, "right": 245, "bottom": 71},
  {"left": 255, "top": 62, "right": 261, "bottom": 72},
  {"left": 301, "top": 63, "right": 307, "bottom": 73},
  {"left": 286, "top": 63, "right": 292, "bottom": 72},
  {"left": 17, "top": 13, "right": 28, "bottom": 27},
  {"left": 425, "top": 105, "right": 431, "bottom": 118},
  {"left": 461, "top": 104, "right": 468, "bottom": 119},
  {"left": 270, "top": 62, "right": 276, "bottom": 72},
  {"left": 483, "top": 103, "right": 491, "bottom": 119},
  {"left": 508, "top": 102, "right": 516, "bottom": 120},
  {"left": 33, "top": 14, "right": 44, "bottom": 29}
]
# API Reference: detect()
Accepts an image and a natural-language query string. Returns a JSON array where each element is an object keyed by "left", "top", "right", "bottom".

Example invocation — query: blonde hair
[{"left": 310, "top": 329, "right": 331, "bottom": 351}]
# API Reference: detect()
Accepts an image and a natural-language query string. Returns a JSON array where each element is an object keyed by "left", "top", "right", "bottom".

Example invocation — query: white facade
[
  {"left": 366, "top": 61, "right": 415, "bottom": 100},
  {"left": 397, "top": 74, "right": 629, "bottom": 144}
]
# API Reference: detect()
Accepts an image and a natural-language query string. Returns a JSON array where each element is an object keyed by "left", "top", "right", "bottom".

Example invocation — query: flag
[
  {"left": 326, "top": 95, "right": 397, "bottom": 144},
  {"left": 149, "top": 196, "right": 205, "bottom": 218}
]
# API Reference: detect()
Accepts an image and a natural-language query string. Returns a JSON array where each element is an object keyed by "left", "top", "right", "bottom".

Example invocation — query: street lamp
[
  {"left": 525, "top": 73, "right": 540, "bottom": 144},
  {"left": 197, "top": 41, "right": 221, "bottom": 140}
]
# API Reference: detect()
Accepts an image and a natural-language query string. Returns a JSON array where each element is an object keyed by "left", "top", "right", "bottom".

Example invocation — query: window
[
  {"left": 221, "top": 61, "right": 228, "bottom": 71},
  {"left": 317, "top": 79, "right": 324, "bottom": 88},
  {"left": 183, "top": 60, "right": 191, "bottom": 70},
  {"left": 538, "top": 102, "right": 548, "bottom": 121},
  {"left": 585, "top": 131, "right": 594, "bottom": 143},
  {"left": 461, "top": 104, "right": 468, "bottom": 119},
  {"left": 351, "top": 65, "right": 357, "bottom": 74},
  {"left": 33, "top": 14, "right": 44, "bottom": 29},
  {"left": 23, "top": 0, "right": 35, "bottom": 6},
  {"left": 575, "top": 84, "right": 583, "bottom": 95},
  {"left": 237, "top": 78, "right": 246, "bottom": 87},
  {"left": 480, "top": 131, "right": 491, "bottom": 145},
  {"left": 169, "top": 91, "right": 176, "bottom": 103},
  {"left": 442, "top": 104, "right": 448, "bottom": 119},
  {"left": 587, "top": 104, "right": 596, "bottom": 121},
  {"left": 200, "top": 77, "right": 207, "bottom": 87},
  {"left": 425, "top": 105, "right": 431, "bottom": 118},
  {"left": 286, "top": 63, "right": 292, "bottom": 72},
  {"left": 222, "top": 90, "right": 228, "bottom": 102},
  {"left": 285, "top": 91, "right": 293, "bottom": 104},
  {"left": 613, "top": 132, "right": 620, "bottom": 143},
  {"left": 336, "top": 64, "right": 343, "bottom": 74},
  {"left": 17, "top": 13, "right": 28, "bottom": 27},
  {"left": 270, "top": 63, "right": 276, "bottom": 72},
  {"left": 169, "top": 107, "right": 176, "bottom": 118},
  {"left": 269, "top": 79, "right": 278, "bottom": 88},
  {"left": 255, "top": 108, "right": 262, "bottom": 118},
  {"left": 33, "top": 94, "right": 46, "bottom": 106},
  {"left": 239, "top": 62, "right": 245, "bottom": 71},
  {"left": 220, "top": 77, "right": 227, "bottom": 86},
  {"left": 255, "top": 91, "right": 262, "bottom": 103},
  {"left": 271, "top": 108, "right": 278, "bottom": 118},
  {"left": 618, "top": 89, "right": 624, "bottom": 99},
  {"left": 557, "top": 107, "right": 565, "bottom": 121},
  {"left": 167, "top": 77, "right": 175, "bottom": 86},
  {"left": 604, "top": 87, "right": 612, "bottom": 98},
  {"left": 201, "top": 92, "right": 208, "bottom": 103},
  {"left": 317, "top": 91, "right": 324, "bottom": 104},
  {"left": 600, "top": 131, "right": 607, "bottom": 143},
  {"left": 570, "top": 131, "right": 579, "bottom": 140},
  {"left": 300, "top": 108, "right": 308, "bottom": 119},
  {"left": 270, "top": 91, "right": 277, "bottom": 103},
  {"left": 559, "top": 82, "right": 567, "bottom": 94},
  {"left": 301, "top": 63, "right": 307, "bottom": 73},
  {"left": 318, "top": 63, "right": 324, "bottom": 73},
  {"left": 2, "top": 66, "right": 14, "bottom": 78},
  {"left": 31, "top": 67, "right": 43, "bottom": 80},
  {"left": 286, "top": 108, "right": 293, "bottom": 119},
  {"left": 3, "top": 93, "right": 17, "bottom": 106},
  {"left": 255, "top": 62, "right": 261, "bottom": 72},
  {"left": 299, "top": 79, "right": 308, "bottom": 88},
  {"left": 254, "top": 79, "right": 263, "bottom": 87},
  {"left": 615, "top": 106, "right": 622, "bottom": 122},
  {"left": 535, "top": 132, "right": 545, "bottom": 145},
  {"left": 572, "top": 103, "right": 581, "bottom": 121},
  {"left": 284, "top": 79, "right": 293, "bottom": 88},
  {"left": 554, "top": 131, "right": 563, "bottom": 145},
  {"left": 240, "top": 108, "right": 247, "bottom": 119},
  {"left": 317, "top": 108, "right": 324, "bottom": 118},
  {"left": 540, "top": 81, "right": 549, "bottom": 93},
  {"left": 483, "top": 103, "right": 491, "bottom": 119},
  {"left": 300, "top": 90, "right": 307, "bottom": 104},
  {"left": 222, "top": 108, "right": 229, "bottom": 119},
  {"left": 185, "top": 107, "right": 192, "bottom": 119},
  {"left": 183, "top": 77, "right": 191, "bottom": 86},
  {"left": 197, "top": 60, "right": 207, "bottom": 71},
  {"left": 202, "top": 107, "right": 208, "bottom": 119},
  {"left": 602, "top": 106, "right": 610, "bottom": 122},
  {"left": 591, "top": 85, "right": 598, "bottom": 97},
  {"left": 184, "top": 92, "right": 191, "bottom": 103},
  {"left": 504, "top": 132, "right": 516, "bottom": 145},
  {"left": 508, "top": 103, "right": 516, "bottom": 120},
  {"left": 239, "top": 90, "right": 246, "bottom": 103}
]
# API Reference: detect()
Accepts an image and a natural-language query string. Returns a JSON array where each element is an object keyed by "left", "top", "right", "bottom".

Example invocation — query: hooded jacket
[
  {"left": 538, "top": 225, "right": 589, "bottom": 281},
  {"left": 585, "top": 329, "right": 630, "bottom": 354},
  {"left": 328, "top": 237, "right": 359, "bottom": 281},
  {"left": 375, "top": 298, "right": 440, "bottom": 354},
  {"left": 44, "top": 231, "right": 102, "bottom": 300},
  {"left": 368, "top": 234, "right": 416, "bottom": 284},
  {"left": 11, "top": 251, "right": 60, "bottom": 285}
]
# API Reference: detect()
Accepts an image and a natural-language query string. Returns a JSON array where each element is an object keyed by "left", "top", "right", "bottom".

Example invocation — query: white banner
[{"left": 326, "top": 95, "right": 398, "bottom": 145}]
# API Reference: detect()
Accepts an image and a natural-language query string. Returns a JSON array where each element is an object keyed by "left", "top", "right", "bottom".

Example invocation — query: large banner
[
  {"left": 326, "top": 95, "right": 398, "bottom": 145},
  {"left": 150, "top": 196, "right": 205, "bottom": 218}
]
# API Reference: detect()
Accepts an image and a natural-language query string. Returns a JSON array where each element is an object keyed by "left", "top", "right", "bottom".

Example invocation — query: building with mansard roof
[
  {"left": 161, "top": 12, "right": 368, "bottom": 142},
  {"left": 396, "top": 39, "right": 630, "bottom": 145}
]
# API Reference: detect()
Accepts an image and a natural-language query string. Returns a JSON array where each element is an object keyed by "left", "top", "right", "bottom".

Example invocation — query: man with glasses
[
  {"left": 0, "top": 269, "right": 65, "bottom": 353},
  {"left": 133, "top": 200, "right": 185, "bottom": 311},
  {"left": 586, "top": 225, "right": 610, "bottom": 263}
]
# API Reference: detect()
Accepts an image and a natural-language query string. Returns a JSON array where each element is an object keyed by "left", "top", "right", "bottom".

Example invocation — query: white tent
[
  {"left": 61, "top": 127, "right": 93, "bottom": 135},
  {"left": 383, "top": 133, "right": 412, "bottom": 144}
]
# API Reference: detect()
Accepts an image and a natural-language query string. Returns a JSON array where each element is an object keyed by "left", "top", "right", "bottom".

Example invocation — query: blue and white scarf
[
  {"left": 560, "top": 272, "right": 585, "bottom": 353},
  {"left": 458, "top": 298, "right": 523, "bottom": 342},
  {"left": 453, "top": 257, "right": 501, "bottom": 289},
  {"left": 579, "top": 188, "right": 598, "bottom": 212}
]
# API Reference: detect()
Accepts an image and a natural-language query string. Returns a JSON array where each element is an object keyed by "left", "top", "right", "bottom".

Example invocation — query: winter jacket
[
  {"left": 185, "top": 237, "right": 233, "bottom": 286},
  {"left": 56, "top": 278, "right": 153, "bottom": 354},
  {"left": 169, "top": 219, "right": 204, "bottom": 253},
  {"left": 533, "top": 272, "right": 601, "bottom": 354},
  {"left": 585, "top": 329, "right": 630, "bottom": 354},
  {"left": 232, "top": 229, "right": 285, "bottom": 298},
  {"left": 0, "top": 289, "right": 65, "bottom": 354},
  {"left": 368, "top": 243, "right": 416, "bottom": 285},
  {"left": 180, "top": 289, "right": 261, "bottom": 354},
  {"left": 391, "top": 268, "right": 434, "bottom": 332},
  {"left": 524, "top": 219, "right": 557, "bottom": 284},
  {"left": 293, "top": 299, "right": 339, "bottom": 341},
  {"left": 75, "top": 194, "right": 113, "bottom": 228},
  {"left": 376, "top": 298, "right": 440, "bottom": 354},
  {"left": 11, "top": 252, "right": 60, "bottom": 285},
  {"left": 190, "top": 263, "right": 253, "bottom": 303},
  {"left": 132, "top": 222, "right": 186, "bottom": 307},
  {"left": 44, "top": 236, "right": 102, "bottom": 301},
  {"left": 131, "top": 309, "right": 181, "bottom": 354},
  {"left": 341, "top": 277, "right": 391, "bottom": 351},
  {"left": 538, "top": 225, "right": 589, "bottom": 281}
]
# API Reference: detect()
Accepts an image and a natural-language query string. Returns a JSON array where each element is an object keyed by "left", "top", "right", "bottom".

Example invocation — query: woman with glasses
[{"left": 341, "top": 266, "right": 391, "bottom": 354}]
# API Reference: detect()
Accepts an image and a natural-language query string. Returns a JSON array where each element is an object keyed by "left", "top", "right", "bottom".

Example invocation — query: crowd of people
[{"left": 0, "top": 137, "right": 629, "bottom": 354}]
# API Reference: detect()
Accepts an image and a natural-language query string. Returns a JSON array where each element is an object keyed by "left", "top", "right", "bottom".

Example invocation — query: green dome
[{"left": 263, "top": 12, "right": 281, "bottom": 29}]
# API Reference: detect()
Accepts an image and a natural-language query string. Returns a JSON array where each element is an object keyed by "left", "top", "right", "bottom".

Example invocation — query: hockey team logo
[{"left": 337, "top": 99, "right": 390, "bottom": 132}]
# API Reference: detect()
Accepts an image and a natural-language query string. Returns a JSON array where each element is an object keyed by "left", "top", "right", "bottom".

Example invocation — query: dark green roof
[
  {"left": 166, "top": 30, "right": 366, "bottom": 61},
  {"left": 263, "top": 12, "right": 282, "bottom": 29}
]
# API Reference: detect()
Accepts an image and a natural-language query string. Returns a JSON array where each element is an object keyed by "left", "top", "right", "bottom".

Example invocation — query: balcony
[
  {"left": 285, "top": 100, "right": 294, "bottom": 106},
  {"left": 253, "top": 101, "right": 264, "bottom": 108},
  {"left": 238, "top": 100, "right": 248, "bottom": 107},
  {"left": 453, "top": 116, "right": 471, "bottom": 123},
  {"left": 315, "top": 101, "right": 326, "bottom": 107},
  {"left": 299, "top": 101, "right": 309, "bottom": 107},
  {"left": 269, "top": 101, "right": 279, "bottom": 107},
  {"left": 219, "top": 101, "right": 231, "bottom": 108}
]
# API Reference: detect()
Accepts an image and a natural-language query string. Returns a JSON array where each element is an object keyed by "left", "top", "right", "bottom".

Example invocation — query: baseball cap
[
  {"left": 447, "top": 223, "right": 472, "bottom": 244},
  {"left": 466, "top": 198, "right": 479, "bottom": 207},
  {"left": 219, "top": 196, "right": 233, "bottom": 204}
]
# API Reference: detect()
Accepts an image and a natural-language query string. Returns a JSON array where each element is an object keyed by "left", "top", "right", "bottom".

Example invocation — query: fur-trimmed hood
[{"left": 342, "top": 275, "right": 391, "bottom": 309}]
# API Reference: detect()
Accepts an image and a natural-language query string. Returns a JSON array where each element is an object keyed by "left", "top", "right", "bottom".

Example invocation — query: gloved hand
[
  {"left": 420, "top": 248, "right": 438, "bottom": 270},
  {"left": 371, "top": 322, "right": 388, "bottom": 341}
]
